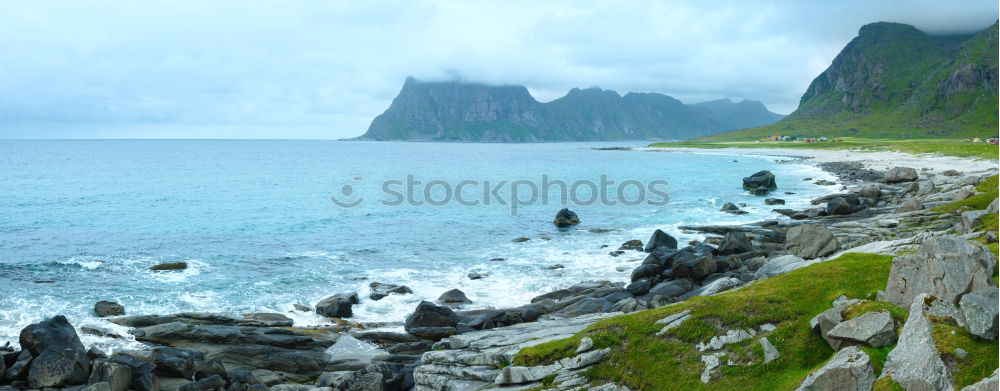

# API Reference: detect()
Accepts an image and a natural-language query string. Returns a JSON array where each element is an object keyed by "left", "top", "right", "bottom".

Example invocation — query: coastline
[{"left": 2, "top": 148, "right": 997, "bottom": 391}]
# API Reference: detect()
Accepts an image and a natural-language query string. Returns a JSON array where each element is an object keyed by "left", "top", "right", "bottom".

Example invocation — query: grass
[
  {"left": 649, "top": 138, "right": 999, "bottom": 160},
  {"left": 515, "top": 253, "right": 896, "bottom": 390},
  {"left": 932, "top": 175, "right": 999, "bottom": 215},
  {"left": 931, "top": 319, "right": 1000, "bottom": 389}
]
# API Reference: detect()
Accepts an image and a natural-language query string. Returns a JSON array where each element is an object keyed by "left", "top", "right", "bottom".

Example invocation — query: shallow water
[{"left": 0, "top": 140, "right": 836, "bottom": 349}]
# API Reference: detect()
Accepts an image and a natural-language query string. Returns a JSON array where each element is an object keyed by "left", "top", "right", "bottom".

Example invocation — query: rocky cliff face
[
  {"left": 359, "top": 78, "right": 784, "bottom": 142},
  {"left": 787, "top": 21, "right": 998, "bottom": 137}
]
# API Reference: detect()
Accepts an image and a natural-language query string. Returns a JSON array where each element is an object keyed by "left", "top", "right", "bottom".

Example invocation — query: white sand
[{"left": 643, "top": 147, "right": 998, "bottom": 174}]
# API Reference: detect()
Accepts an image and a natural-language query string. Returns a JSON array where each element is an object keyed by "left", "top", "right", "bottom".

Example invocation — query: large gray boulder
[
  {"left": 756, "top": 255, "right": 814, "bottom": 279},
  {"left": 19, "top": 315, "right": 87, "bottom": 356},
  {"left": 785, "top": 224, "right": 839, "bottom": 259},
  {"left": 743, "top": 170, "right": 777, "bottom": 193},
  {"left": 827, "top": 311, "right": 896, "bottom": 348},
  {"left": 404, "top": 301, "right": 461, "bottom": 340},
  {"left": 88, "top": 361, "right": 133, "bottom": 391},
  {"left": 646, "top": 279, "right": 694, "bottom": 298},
  {"left": 810, "top": 306, "right": 845, "bottom": 351},
  {"left": 644, "top": 229, "right": 678, "bottom": 252},
  {"left": 315, "top": 293, "right": 359, "bottom": 318},
  {"left": 27, "top": 347, "right": 91, "bottom": 388},
  {"left": 959, "top": 288, "right": 999, "bottom": 341},
  {"left": 884, "top": 167, "right": 918, "bottom": 183},
  {"left": 896, "top": 199, "right": 925, "bottom": 213},
  {"left": 879, "top": 294, "right": 953, "bottom": 391},
  {"left": 883, "top": 236, "right": 997, "bottom": 308},
  {"left": 961, "top": 369, "right": 998, "bottom": 391},
  {"left": 717, "top": 231, "right": 753, "bottom": 256},
  {"left": 672, "top": 254, "right": 718, "bottom": 282},
  {"left": 794, "top": 346, "right": 875, "bottom": 391}
]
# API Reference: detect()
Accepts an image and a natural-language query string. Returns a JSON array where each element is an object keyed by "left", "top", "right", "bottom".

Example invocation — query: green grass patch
[
  {"left": 515, "top": 253, "right": 895, "bottom": 390},
  {"left": 931, "top": 319, "right": 1000, "bottom": 389},
  {"left": 932, "top": 175, "right": 999, "bottom": 214},
  {"left": 873, "top": 376, "right": 905, "bottom": 391},
  {"left": 650, "top": 138, "right": 999, "bottom": 160}
]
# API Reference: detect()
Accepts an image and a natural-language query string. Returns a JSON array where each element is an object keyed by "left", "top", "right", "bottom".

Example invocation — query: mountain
[
  {"left": 700, "top": 21, "right": 998, "bottom": 140},
  {"left": 358, "top": 77, "right": 784, "bottom": 142}
]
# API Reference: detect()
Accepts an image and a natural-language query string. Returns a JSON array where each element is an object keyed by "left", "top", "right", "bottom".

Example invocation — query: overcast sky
[{"left": 0, "top": 0, "right": 996, "bottom": 139}]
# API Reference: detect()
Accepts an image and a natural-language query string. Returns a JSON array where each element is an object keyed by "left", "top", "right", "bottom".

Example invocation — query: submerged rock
[
  {"left": 369, "top": 282, "right": 413, "bottom": 301},
  {"left": 95, "top": 301, "right": 125, "bottom": 317},
  {"left": 437, "top": 289, "right": 472, "bottom": 306},
  {"left": 150, "top": 262, "right": 188, "bottom": 271},
  {"left": 743, "top": 171, "right": 777, "bottom": 194},
  {"left": 315, "top": 293, "right": 359, "bottom": 318}
]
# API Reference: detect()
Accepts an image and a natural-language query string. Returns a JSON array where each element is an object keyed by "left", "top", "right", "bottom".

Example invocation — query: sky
[{"left": 0, "top": 0, "right": 996, "bottom": 139}]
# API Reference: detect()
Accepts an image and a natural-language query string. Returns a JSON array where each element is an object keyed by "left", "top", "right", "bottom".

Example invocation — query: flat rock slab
[{"left": 827, "top": 311, "right": 896, "bottom": 348}]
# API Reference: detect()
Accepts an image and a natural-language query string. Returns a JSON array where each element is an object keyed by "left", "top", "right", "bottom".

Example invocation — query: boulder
[
  {"left": 315, "top": 293, "right": 359, "bottom": 318},
  {"left": 785, "top": 224, "right": 839, "bottom": 259},
  {"left": 811, "top": 307, "right": 845, "bottom": 350},
  {"left": 150, "top": 347, "right": 196, "bottom": 378},
  {"left": 369, "top": 283, "right": 413, "bottom": 301},
  {"left": 717, "top": 232, "right": 752, "bottom": 256},
  {"left": 646, "top": 279, "right": 694, "bottom": 298},
  {"left": 27, "top": 347, "right": 91, "bottom": 388},
  {"left": 95, "top": 301, "right": 125, "bottom": 317},
  {"left": 404, "top": 301, "right": 461, "bottom": 339},
  {"left": 825, "top": 197, "right": 859, "bottom": 216},
  {"left": 644, "top": 229, "right": 678, "bottom": 252},
  {"left": 962, "top": 369, "right": 999, "bottom": 391},
  {"left": 794, "top": 346, "right": 875, "bottom": 391},
  {"left": 765, "top": 198, "right": 785, "bottom": 205},
  {"left": 827, "top": 311, "right": 896, "bottom": 348},
  {"left": 858, "top": 186, "right": 881, "bottom": 199},
  {"left": 554, "top": 298, "right": 614, "bottom": 317},
  {"left": 150, "top": 262, "right": 188, "bottom": 271},
  {"left": 879, "top": 294, "right": 953, "bottom": 391},
  {"left": 959, "top": 288, "right": 999, "bottom": 341},
  {"left": 720, "top": 203, "right": 743, "bottom": 213},
  {"left": 553, "top": 208, "right": 580, "bottom": 228},
  {"left": 19, "top": 315, "right": 87, "bottom": 356},
  {"left": 882, "top": 236, "right": 996, "bottom": 308},
  {"left": 895, "top": 199, "right": 924, "bottom": 213},
  {"left": 884, "top": 167, "right": 918, "bottom": 183},
  {"left": 625, "top": 279, "right": 651, "bottom": 296},
  {"left": 672, "top": 254, "right": 718, "bottom": 281},
  {"left": 756, "top": 255, "right": 814, "bottom": 278},
  {"left": 177, "top": 375, "right": 225, "bottom": 391},
  {"left": 437, "top": 289, "right": 472, "bottom": 306},
  {"left": 630, "top": 264, "right": 663, "bottom": 282},
  {"left": 6, "top": 350, "right": 32, "bottom": 380},
  {"left": 941, "top": 169, "right": 961, "bottom": 176},
  {"left": 743, "top": 171, "right": 777, "bottom": 193}
]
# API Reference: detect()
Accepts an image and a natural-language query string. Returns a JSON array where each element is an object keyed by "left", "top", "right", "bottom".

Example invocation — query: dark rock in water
[
  {"left": 28, "top": 347, "right": 91, "bottom": 388},
  {"left": 884, "top": 166, "right": 918, "bottom": 183},
  {"left": 467, "top": 271, "right": 487, "bottom": 280},
  {"left": 512, "top": 237, "right": 530, "bottom": 243},
  {"left": 608, "top": 250, "right": 626, "bottom": 257},
  {"left": 743, "top": 171, "right": 777, "bottom": 193},
  {"left": 553, "top": 208, "right": 581, "bottom": 228},
  {"left": 644, "top": 229, "right": 678, "bottom": 252},
  {"left": 717, "top": 232, "right": 753, "bottom": 256},
  {"left": 764, "top": 198, "right": 785, "bottom": 205},
  {"left": 646, "top": 279, "right": 694, "bottom": 298},
  {"left": 437, "top": 289, "right": 471, "bottom": 306},
  {"left": 672, "top": 254, "right": 718, "bottom": 282},
  {"left": 150, "top": 262, "right": 188, "bottom": 271},
  {"left": 404, "top": 301, "right": 461, "bottom": 340},
  {"left": 488, "top": 257, "right": 507, "bottom": 262},
  {"left": 618, "top": 239, "right": 643, "bottom": 251},
  {"left": 720, "top": 202, "right": 740, "bottom": 212},
  {"left": 95, "top": 301, "right": 125, "bottom": 317},
  {"left": 315, "top": 293, "right": 359, "bottom": 318},
  {"left": 625, "top": 279, "right": 651, "bottom": 296},
  {"left": 369, "top": 282, "right": 413, "bottom": 301},
  {"left": 545, "top": 264, "right": 564, "bottom": 270},
  {"left": 814, "top": 180, "right": 836, "bottom": 186}
]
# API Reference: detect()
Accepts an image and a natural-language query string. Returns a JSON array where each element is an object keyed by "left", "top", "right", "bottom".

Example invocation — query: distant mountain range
[
  {"left": 357, "top": 78, "right": 784, "bottom": 142},
  {"left": 701, "top": 21, "right": 999, "bottom": 140}
]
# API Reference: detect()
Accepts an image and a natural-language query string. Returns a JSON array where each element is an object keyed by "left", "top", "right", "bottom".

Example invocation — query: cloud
[{"left": 0, "top": 0, "right": 995, "bottom": 139}]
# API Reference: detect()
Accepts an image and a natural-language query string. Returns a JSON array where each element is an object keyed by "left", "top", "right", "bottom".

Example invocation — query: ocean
[{"left": 0, "top": 140, "right": 836, "bottom": 350}]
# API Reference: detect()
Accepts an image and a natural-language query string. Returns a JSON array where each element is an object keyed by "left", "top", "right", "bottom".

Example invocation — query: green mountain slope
[
  {"left": 699, "top": 21, "right": 998, "bottom": 141},
  {"left": 358, "top": 78, "right": 784, "bottom": 142}
]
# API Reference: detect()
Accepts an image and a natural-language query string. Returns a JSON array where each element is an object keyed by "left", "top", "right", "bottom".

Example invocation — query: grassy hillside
[
  {"left": 515, "top": 252, "right": 998, "bottom": 390},
  {"left": 696, "top": 22, "right": 998, "bottom": 141}
]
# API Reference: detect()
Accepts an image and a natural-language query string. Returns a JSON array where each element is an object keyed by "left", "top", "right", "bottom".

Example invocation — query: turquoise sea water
[{"left": 0, "top": 140, "right": 836, "bottom": 349}]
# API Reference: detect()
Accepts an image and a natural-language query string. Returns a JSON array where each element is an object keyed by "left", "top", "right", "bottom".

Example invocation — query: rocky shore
[{"left": 1, "top": 160, "right": 997, "bottom": 391}]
